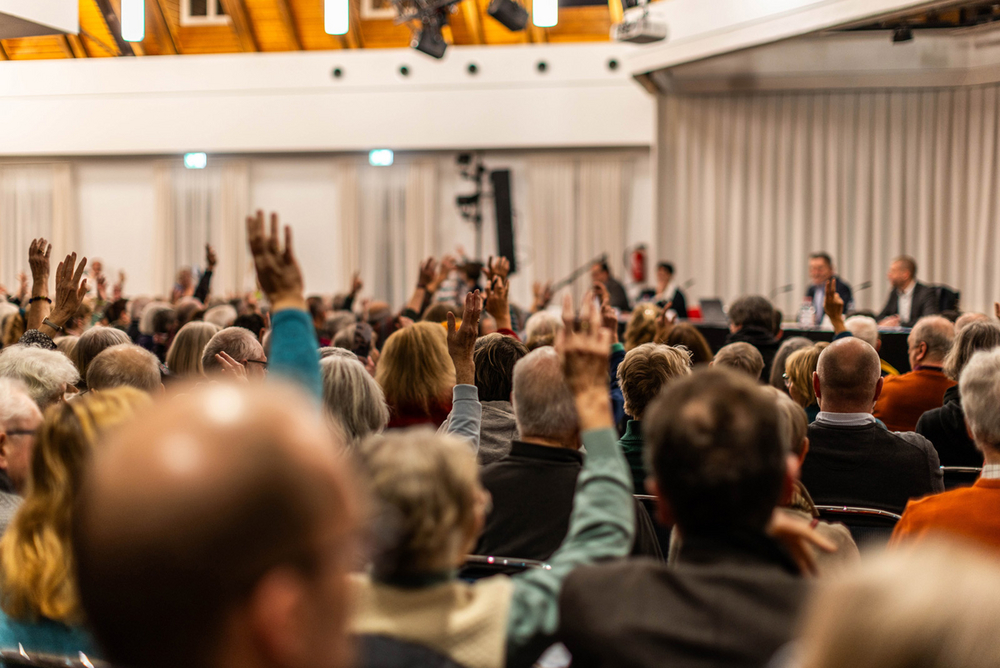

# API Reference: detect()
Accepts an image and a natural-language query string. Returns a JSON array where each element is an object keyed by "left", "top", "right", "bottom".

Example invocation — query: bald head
[
  {"left": 908, "top": 316, "right": 955, "bottom": 366},
  {"left": 87, "top": 344, "right": 162, "bottom": 393},
  {"left": 815, "top": 338, "right": 882, "bottom": 411},
  {"left": 73, "top": 383, "right": 357, "bottom": 668},
  {"left": 202, "top": 327, "right": 267, "bottom": 379}
]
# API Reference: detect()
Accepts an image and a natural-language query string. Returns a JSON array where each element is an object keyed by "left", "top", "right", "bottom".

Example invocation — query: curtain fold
[{"left": 660, "top": 85, "right": 1000, "bottom": 316}]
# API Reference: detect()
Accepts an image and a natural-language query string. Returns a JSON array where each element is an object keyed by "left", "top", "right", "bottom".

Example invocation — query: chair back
[
  {"left": 935, "top": 285, "right": 961, "bottom": 312},
  {"left": 357, "top": 634, "right": 467, "bottom": 668},
  {"left": 941, "top": 466, "right": 981, "bottom": 490},
  {"left": 815, "top": 505, "right": 901, "bottom": 551},
  {"left": 459, "top": 554, "right": 551, "bottom": 580}
]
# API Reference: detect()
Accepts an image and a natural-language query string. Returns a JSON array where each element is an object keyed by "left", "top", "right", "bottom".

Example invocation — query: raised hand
[
  {"left": 38, "top": 252, "right": 88, "bottom": 337},
  {"left": 484, "top": 276, "right": 512, "bottom": 331},
  {"left": 447, "top": 290, "right": 482, "bottom": 386},
  {"left": 417, "top": 257, "right": 437, "bottom": 290},
  {"left": 483, "top": 255, "right": 511, "bottom": 284},
  {"left": 205, "top": 244, "right": 218, "bottom": 270},
  {"left": 823, "top": 277, "right": 845, "bottom": 333},
  {"left": 653, "top": 303, "right": 674, "bottom": 344},
  {"left": 246, "top": 210, "right": 305, "bottom": 312},
  {"left": 350, "top": 271, "right": 364, "bottom": 296},
  {"left": 558, "top": 293, "right": 614, "bottom": 432},
  {"left": 28, "top": 239, "right": 52, "bottom": 290},
  {"left": 532, "top": 280, "right": 553, "bottom": 312},
  {"left": 215, "top": 351, "right": 249, "bottom": 383},
  {"left": 113, "top": 270, "right": 126, "bottom": 301}
]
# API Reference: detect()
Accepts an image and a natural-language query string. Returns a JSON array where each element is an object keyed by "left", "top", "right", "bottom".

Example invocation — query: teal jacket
[
  {"left": 0, "top": 609, "right": 98, "bottom": 660},
  {"left": 618, "top": 420, "right": 646, "bottom": 494}
]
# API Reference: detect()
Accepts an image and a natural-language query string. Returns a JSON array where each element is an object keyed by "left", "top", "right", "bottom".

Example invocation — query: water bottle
[{"left": 798, "top": 298, "right": 816, "bottom": 329}]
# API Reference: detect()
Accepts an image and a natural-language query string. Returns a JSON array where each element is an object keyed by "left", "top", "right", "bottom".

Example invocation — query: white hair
[
  {"left": 320, "top": 356, "right": 389, "bottom": 447},
  {"left": 0, "top": 345, "right": 80, "bottom": 409},
  {"left": 524, "top": 311, "right": 564, "bottom": 343},
  {"left": 512, "top": 347, "right": 578, "bottom": 442},
  {"left": 139, "top": 302, "right": 173, "bottom": 336},
  {"left": 959, "top": 348, "right": 1000, "bottom": 450},
  {"left": 845, "top": 316, "right": 879, "bottom": 349},
  {"left": 204, "top": 304, "right": 238, "bottom": 329},
  {"left": 0, "top": 378, "right": 41, "bottom": 431}
]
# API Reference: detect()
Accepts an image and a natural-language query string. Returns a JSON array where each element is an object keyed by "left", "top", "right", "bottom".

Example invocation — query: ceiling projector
[{"left": 611, "top": 2, "right": 667, "bottom": 44}]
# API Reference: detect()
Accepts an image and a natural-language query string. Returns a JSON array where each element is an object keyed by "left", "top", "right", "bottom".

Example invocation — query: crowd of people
[{"left": 0, "top": 216, "right": 998, "bottom": 668}]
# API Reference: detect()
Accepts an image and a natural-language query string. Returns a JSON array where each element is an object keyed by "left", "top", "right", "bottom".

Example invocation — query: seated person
[
  {"left": 877, "top": 255, "right": 941, "bottom": 328},
  {"left": 891, "top": 348, "right": 1000, "bottom": 553},
  {"left": 72, "top": 326, "right": 131, "bottom": 390},
  {"left": 639, "top": 262, "right": 688, "bottom": 319},
  {"left": 725, "top": 295, "right": 781, "bottom": 380},
  {"left": 0, "top": 388, "right": 149, "bottom": 657},
  {"left": 0, "top": 379, "right": 41, "bottom": 533},
  {"left": 801, "top": 338, "right": 943, "bottom": 514},
  {"left": 558, "top": 368, "right": 815, "bottom": 668},
  {"left": 784, "top": 343, "right": 828, "bottom": 422},
  {"left": 713, "top": 342, "right": 764, "bottom": 381},
  {"left": 874, "top": 316, "right": 956, "bottom": 432},
  {"left": 0, "top": 346, "right": 79, "bottom": 410},
  {"left": 804, "top": 253, "right": 854, "bottom": 326},
  {"left": 320, "top": 354, "right": 389, "bottom": 449},
  {"left": 201, "top": 327, "right": 268, "bottom": 380},
  {"left": 916, "top": 320, "right": 1000, "bottom": 467},
  {"left": 845, "top": 315, "right": 899, "bottom": 376},
  {"left": 376, "top": 323, "right": 455, "bottom": 429},
  {"left": 86, "top": 344, "right": 163, "bottom": 394}
]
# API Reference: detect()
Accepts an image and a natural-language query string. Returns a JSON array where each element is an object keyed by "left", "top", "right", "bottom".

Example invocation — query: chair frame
[{"left": 814, "top": 505, "right": 902, "bottom": 521}]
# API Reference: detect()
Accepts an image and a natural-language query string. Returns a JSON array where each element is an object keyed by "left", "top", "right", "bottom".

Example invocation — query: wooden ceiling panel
[
  {"left": 177, "top": 25, "right": 244, "bottom": 52},
  {"left": 357, "top": 19, "right": 411, "bottom": 48},
  {"left": 244, "top": 0, "right": 299, "bottom": 50},
  {"left": 289, "top": 0, "right": 344, "bottom": 50},
  {"left": 4, "top": 37, "right": 71, "bottom": 59},
  {"left": 80, "top": 0, "right": 120, "bottom": 56},
  {"left": 547, "top": 5, "right": 610, "bottom": 40}
]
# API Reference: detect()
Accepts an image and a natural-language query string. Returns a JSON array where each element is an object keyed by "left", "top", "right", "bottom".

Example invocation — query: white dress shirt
[{"left": 897, "top": 280, "right": 917, "bottom": 324}]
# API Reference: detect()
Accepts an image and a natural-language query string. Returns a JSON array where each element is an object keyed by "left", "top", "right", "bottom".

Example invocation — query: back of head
[
  {"left": 959, "top": 349, "right": 1000, "bottom": 451},
  {"left": 0, "top": 345, "right": 80, "bottom": 409},
  {"left": 202, "top": 327, "right": 266, "bottom": 375},
  {"left": 816, "top": 338, "right": 881, "bottom": 408},
  {"left": 332, "top": 323, "right": 356, "bottom": 350},
  {"left": 512, "top": 347, "right": 577, "bottom": 443},
  {"left": 624, "top": 305, "right": 660, "bottom": 351},
  {"left": 845, "top": 316, "right": 879, "bottom": 349},
  {"left": 320, "top": 355, "right": 390, "bottom": 447},
  {"left": 166, "top": 321, "right": 220, "bottom": 378},
  {"left": 324, "top": 311, "right": 357, "bottom": 340},
  {"left": 358, "top": 429, "right": 480, "bottom": 578},
  {"left": 785, "top": 343, "right": 828, "bottom": 407},
  {"left": 524, "top": 311, "right": 563, "bottom": 345},
  {"left": 728, "top": 295, "right": 775, "bottom": 331},
  {"left": 422, "top": 303, "right": 461, "bottom": 324},
  {"left": 75, "top": 327, "right": 132, "bottom": 389},
  {"left": 73, "top": 383, "right": 356, "bottom": 668},
  {"left": 1, "top": 387, "right": 150, "bottom": 623},
  {"left": 713, "top": 342, "right": 765, "bottom": 381},
  {"left": 0, "top": 378, "right": 40, "bottom": 434},
  {"left": 769, "top": 336, "right": 813, "bottom": 390},
  {"left": 138, "top": 302, "right": 173, "bottom": 336},
  {"left": 233, "top": 313, "right": 266, "bottom": 340},
  {"left": 644, "top": 367, "right": 786, "bottom": 534},
  {"left": 203, "top": 304, "right": 238, "bottom": 330},
  {"left": 762, "top": 386, "right": 810, "bottom": 457},
  {"left": 53, "top": 336, "right": 78, "bottom": 361},
  {"left": 473, "top": 333, "right": 529, "bottom": 402},
  {"left": 909, "top": 316, "right": 955, "bottom": 362},
  {"left": 955, "top": 312, "right": 990, "bottom": 332},
  {"left": 943, "top": 320, "right": 1000, "bottom": 381},
  {"left": 87, "top": 345, "right": 162, "bottom": 393},
  {"left": 798, "top": 542, "right": 1000, "bottom": 668},
  {"left": 665, "top": 323, "right": 714, "bottom": 365},
  {"left": 618, "top": 343, "right": 692, "bottom": 419},
  {"left": 375, "top": 323, "right": 454, "bottom": 416}
]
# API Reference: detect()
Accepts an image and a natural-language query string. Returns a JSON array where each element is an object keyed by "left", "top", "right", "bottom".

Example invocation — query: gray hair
[
  {"left": 332, "top": 324, "right": 355, "bottom": 350},
  {"left": 203, "top": 304, "right": 238, "bottom": 329},
  {"left": 909, "top": 316, "right": 955, "bottom": 361},
  {"left": 75, "top": 327, "right": 132, "bottom": 389},
  {"left": 845, "top": 316, "right": 880, "bottom": 349},
  {"left": 320, "top": 356, "right": 389, "bottom": 447},
  {"left": 943, "top": 320, "right": 1000, "bottom": 381},
  {"left": 769, "top": 336, "right": 813, "bottom": 391},
  {"left": 323, "top": 311, "right": 357, "bottom": 340},
  {"left": 320, "top": 347, "right": 359, "bottom": 360},
  {"left": 0, "top": 345, "right": 80, "bottom": 408},
  {"left": 524, "top": 311, "right": 563, "bottom": 342},
  {"left": 202, "top": 328, "right": 266, "bottom": 374},
  {"left": 713, "top": 342, "right": 765, "bottom": 381},
  {"left": 138, "top": 302, "right": 173, "bottom": 336},
  {"left": 959, "top": 349, "right": 1000, "bottom": 450},
  {"left": 0, "top": 378, "right": 41, "bottom": 431},
  {"left": 87, "top": 345, "right": 162, "bottom": 393},
  {"left": 512, "top": 347, "right": 577, "bottom": 442}
]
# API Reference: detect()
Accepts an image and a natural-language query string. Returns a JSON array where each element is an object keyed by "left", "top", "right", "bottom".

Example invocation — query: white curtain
[
  {"left": 660, "top": 85, "right": 1000, "bottom": 316},
  {"left": 153, "top": 160, "right": 251, "bottom": 297},
  {"left": 527, "top": 157, "right": 632, "bottom": 300},
  {"left": 347, "top": 160, "right": 439, "bottom": 308},
  {"left": 0, "top": 164, "right": 76, "bottom": 290}
]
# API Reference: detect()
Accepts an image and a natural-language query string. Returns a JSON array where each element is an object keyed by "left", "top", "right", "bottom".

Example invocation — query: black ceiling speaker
[{"left": 488, "top": 0, "right": 528, "bottom": 31}]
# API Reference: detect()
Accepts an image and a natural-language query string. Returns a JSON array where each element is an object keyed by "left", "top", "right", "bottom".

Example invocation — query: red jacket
[{"left": 874, "top": 367, "right": 955, "bottom": 432}]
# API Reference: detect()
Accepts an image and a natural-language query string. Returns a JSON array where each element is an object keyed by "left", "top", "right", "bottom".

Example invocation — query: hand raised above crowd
[
  {"left": 37, "top": 252, "right": 88, "bottom": 338},
  {"left": 246, "top": 210, "right": 305, "bottom": 312},
  {"left": 484, "top": 276, "right": 512, "bottom": 331},
  {"left": 483, "top": 255, "right": 511, "bottom": 284},
  {"left": 558, "top": 293, "right": 613, "bottom": 432},
  {"left": 447, "top": 290, "right": 481, "bottom": 386},
  {"left": 532, "top": 280, "right": 553, "bottom": 312},
  {"left": 205, "top": 243, "right": 218, "bottom": 270},
  {"left": 823, "top": 276, "right": 846, "bottom": 334},
  {"left": 26, "top": 238, "right": 53, "bottom": 331}
]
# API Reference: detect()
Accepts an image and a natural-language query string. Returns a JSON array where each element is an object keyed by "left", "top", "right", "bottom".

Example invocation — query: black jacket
[
  {"left": 805, "top": 277, "right": 854, "bottom": 325},
  {"left": 916, "top": 386, "right": 984, "bottom": 468},
  {"left": 725, "top": 326, "right": 781, "bottom": 381},
  {"left": 474, "top": 441, "right": 661, "bottom": 560},
  {"left": 802, "top": 421, "right": 944, "bottom": 514},
  {"left": 876, "top": 282, "right": 940, "bottom": 326},
  {"left": 558, "top": 532, "right": 807, "bottom": 668},
  {"left": 604, "top": 277, "right": 631, "bottom": 312}
]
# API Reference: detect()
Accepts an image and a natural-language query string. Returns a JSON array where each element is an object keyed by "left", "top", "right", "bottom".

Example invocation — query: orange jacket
[
  {"left": 890, "top": 478, "right": 1000, "bottom": 554},
  {"left": 874, "top": 367, "right": 955, "bottom": 432}
]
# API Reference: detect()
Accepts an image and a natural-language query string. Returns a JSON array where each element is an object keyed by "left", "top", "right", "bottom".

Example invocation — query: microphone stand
[{"left": 550, "top": 254, "right": 608, "bottom": 292}]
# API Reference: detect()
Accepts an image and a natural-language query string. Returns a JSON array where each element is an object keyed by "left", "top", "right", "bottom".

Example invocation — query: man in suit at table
[
  {"left": 877, "top": 255, "right": 941, "bottom": 328},
  {"left": 805, "top": 253, "right": 853, "bottom": 326}
]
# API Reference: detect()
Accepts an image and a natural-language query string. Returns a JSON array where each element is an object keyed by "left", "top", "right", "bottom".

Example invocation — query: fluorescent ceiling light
[
  {"left": 533, "top": 0, "right": 558, "bottom": 28},
  {"left": 326, "top": 0, "right": 350, "bottom": 35},
  {"left": 122, "top": 0, "right": 145, "bottom": 42},
  {"left": 184, "top": 152, "right": 208, "bottom": 169}
]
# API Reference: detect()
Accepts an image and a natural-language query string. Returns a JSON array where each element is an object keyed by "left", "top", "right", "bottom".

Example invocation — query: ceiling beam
[
  {"left": 150, "top": 0, "right": 179, "bottom": 54},
  {"left": 93, "top": 0, "right": 136, "bottom": 56},
  {"left": 274, "top": 0, "right": 303, "bottom": 50},
  {"left": 0, "top": 41, "right": 8, "bottom": 61},
  {"left": 462, "top": 0, "right": 485, "bottom": 44},
  {"left": 218, "top": 0, "right": 260, "bottom": 52},
  {"left": 66, "top": 34, "right": 91, "bottom": 57},
  {"left": 608, "top": 0, "right": 623, "bottom": 24},
  {"left": 344, "top": 0, "right": 364, "bottom": 48},
  {"left": 80, "top": 29, "right": 121, "bottom": 56}
]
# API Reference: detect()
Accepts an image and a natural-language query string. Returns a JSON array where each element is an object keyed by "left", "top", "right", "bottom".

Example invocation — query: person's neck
[
  {"left": 899, "top": 279, "right": 916, "bottom": 293},
  {"left": 520, "top": 435, "right": 579, "bottom": 450},
  {"left": 981, "top": 446, "right": 1000, "bottom": 467},
  {"left": 818, "top": 402, "right": 872, "bottom": 415},
  {"left": 914, "top": 357, "right": 945, "bottom": 370}
]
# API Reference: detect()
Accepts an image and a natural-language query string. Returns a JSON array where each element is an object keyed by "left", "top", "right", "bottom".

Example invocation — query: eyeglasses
[
  {"left": 241, "top": 359, "right": 268, "bottom": 368},
  {"left": 5, "top": 429, "right": 35, "bottom": 438}
]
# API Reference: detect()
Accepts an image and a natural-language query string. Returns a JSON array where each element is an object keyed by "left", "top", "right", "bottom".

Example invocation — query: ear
[
  {"left": 248, "top": 568, "right": 309, "bottom": 667},
  {"left": 797, "top": 437, "right": 810, "bottom": 468},
  {"left": 812, "top": 371, "right": 822, "bottom": 403},
  {"left": 781, "top": 453, "right": 800, "bottom": 504},
  {"left": 0, "top": 434, "right": 8, "bottom": 471},
  {"left": 645, "top": 478, "right": 675, "bottom": 527},
  {"left": 873, "top": 376, "right": 884, "bottom": 403}
]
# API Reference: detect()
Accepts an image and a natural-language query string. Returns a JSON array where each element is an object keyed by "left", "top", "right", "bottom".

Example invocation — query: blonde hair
[
  {"left": 785, "top": 343, "right": 828, "bottom": 408},
  {"left": 359, "top": 429, "right": 481, "bottom": 577},
  {"left": 618, "top": 343, "right": 692, "bottom": 419},
  {"left": 624, "top": 305, "right": 660, "bottom": 351},
  {"left": 0, "top": 387, "right": 151, "bottom": 624},
  {"left": 376, "top": 322, "right": 455, "bottom": 419},
  {"left": 166, "top": 321, "right": 220, "bottom": 378}
]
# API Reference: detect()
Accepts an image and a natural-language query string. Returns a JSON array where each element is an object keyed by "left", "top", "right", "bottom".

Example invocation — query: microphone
[
  {"left": 854, "top": 281, "right": 873, "bottom": 291},
  {"left": 681, "top": 278, "right": 696, "bottom": 290},
  {"left": 769, "top": 284, "right": 794, "bottom": 299}
]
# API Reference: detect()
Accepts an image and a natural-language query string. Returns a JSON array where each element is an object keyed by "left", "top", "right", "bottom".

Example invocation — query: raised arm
[
  {"left": 444, "top": 291, "right": 483, "bottom": 452},
  {"left": 25, "top": 239, "right": 53, "bottom": 332},
  {"left": 193, "top": 244, "right": 217, "bottom": 303},
  {"left": 824, "top": 276, "right": 847, "bottom": 336}
]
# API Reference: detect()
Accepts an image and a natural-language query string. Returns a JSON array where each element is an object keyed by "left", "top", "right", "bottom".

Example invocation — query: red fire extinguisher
[{"left": 627, "top": 244, "right": 647, "bottom": 284}]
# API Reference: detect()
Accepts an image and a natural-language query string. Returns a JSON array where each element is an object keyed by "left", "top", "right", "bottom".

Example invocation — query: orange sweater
[
  {"left": 874, "top": 367, "right": 955, "bottom": 432},
  {"left": 890, "top": 478, "right": 1000, "bottom": 554}
]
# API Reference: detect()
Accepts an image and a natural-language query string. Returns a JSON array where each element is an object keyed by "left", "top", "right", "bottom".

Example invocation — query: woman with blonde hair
[
  {"left": 0, "top": 387, "right": 150, "bottom": 657},
  {"left": 376, "top": 322, "right": 455, "bottom": 429},
  {"left": 165, "top": 321, "right": 220, "bottom": 378},
  {"left": 784, "top": 342, "right": 829, "bottom": 423},
  {"left": 624, "top": 305, "right": 660, "bottom": 351}
]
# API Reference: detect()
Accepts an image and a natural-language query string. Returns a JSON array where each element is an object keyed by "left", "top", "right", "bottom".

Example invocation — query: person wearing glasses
[
  {"left": 200, "top": 327, "right": 268, "bottom": 380},
  {"left": 0, "top": 378, "right": 42, "bottom": 534}
]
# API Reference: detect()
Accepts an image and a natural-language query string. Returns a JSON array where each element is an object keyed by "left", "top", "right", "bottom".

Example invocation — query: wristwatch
[{"left": 42, "top": 318, "right": 66, "bottom": 334}]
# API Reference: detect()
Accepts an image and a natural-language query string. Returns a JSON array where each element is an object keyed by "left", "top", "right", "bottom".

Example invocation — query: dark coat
[
  {"left": 725, "top": 326, "right": 781, "bottom": 381},
  {"left": 916, "top": 385, "right": 984, "bottom": 468},
  {"left": 805, "top": 276, "right": 854, "bottom": 324},
  {"left": 876, "top": 282, "right": 940, "bottom": 326}
]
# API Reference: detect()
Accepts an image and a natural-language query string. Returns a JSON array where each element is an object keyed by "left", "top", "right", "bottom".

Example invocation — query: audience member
[
  {"left": 0, "top": 379, "right": 40, "bottom": 528},
  {"left": 643, "top": 262, "right": 688, "bottom": 318},
  {"left": 916, "top": 320, "right": 1000, "bottom": 467},
  {"left": 440, "top": 333, "right": 527, "bottom": 465},
  {"left": 86, "top": 344, "right": 162, "bottom": 394},
  {"left": 664, "top": 323, "right": 713, "bottom": 365},
  {"left": 203, "top": 304, "right": 237, "bottom": 329},
  {"left": 73, "top": 326, "right": 131, "bottom": 390},
  {"left": 955, "top": 311, "right": 990, "bottom": 331},
  {"left": 713, "top": 342, "right": 765, "bottom": 380},
  {"left": 801, "top": 338, "right": 943, "bottom": 514},
  {"left": 52, "top": 336, "right": 78, "bottom": 361},
  {"left": 0, "top": 388, "right": 149, "bottom": 657},
  {"left": 784, "top": 343, "right": 828, "bottom": 422},
  {"left": 769, "top": 336, "right": 812, "bottom": 391},
  {"left": 0, "top": 346, "right": 79, "bottom": 410},
  {"left": 623, "top": 304, "right": 659, "bottom": 351},
  {"left": 201, "top": 327, "right": 267, "bottom": 380},
  {"left": 233, "top": 312, "right": 266, "bottom": 340},
  {"left": 805, "top": 253, "right": 854, "bottom": 326},
  {"left": 558, "top": 368, "right": 819, "bottom": 668},
  {"left": 376, "top": 322, "right": 455, "bottom": 429},
  {"left": 726, "top": 295, "right": 780, "bottom": 380},
  {"left": 165, "top": 321, "right": 220, "bottom": 378},
  {"left": 877, "top": 255, "right": 941, "bottom": 327},
  {"left": 524, "top": 311, "right": 562, "bottom": 351},
  {"left": 874, "top": 316, "right": 956, "bottom": 432},
  {"left": 591, "top": 260, "right": 630, "bottom": 311},
  {"left": 616, "top": 343, "right": 692, "bottom": 492},
  {"left": 890, "top": 348, "right": 1000, "bottom": 552},
  {"left": 137, "top": 302, "right": 177, "bottom": 363},
  {"left": 845, "top": 314, "right": 899, "bottom": 376},
  {"left": 319, "top": 354, "right": 389, "bottom": 448}
]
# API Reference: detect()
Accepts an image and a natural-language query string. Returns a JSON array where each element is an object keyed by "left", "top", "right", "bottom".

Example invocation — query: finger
[
  {"left": 269, "top": 212, "right": 280, "bottom": 252},
  {"left": 55, "top": 260, "right": 65, "bottom": 286},
  {"left": 77, "top": 279, "right": 88, "bottom": 300},
  {"left": 72, "top": 256, "right": 88, "bottom": 286},
  {"left": 447, "top": 311, "right": 456, "bottom": 337},
  {"left": 283, "top": 225, "right": 294, "bottom": 263},
  {"left": 579, "top": 290, "right": 595, "bottom": 326},
  {"left": 44, "top": 242, "right": 51, "bottom": 259},
  {"left": 596, "top": 326, "right": 613, "bottom": 350},
  {"left": 561, "top": 293, "right": 575, "bottom": 331},
  {"left": 587, "top": 295, "right": 602, "bottom": 334}
]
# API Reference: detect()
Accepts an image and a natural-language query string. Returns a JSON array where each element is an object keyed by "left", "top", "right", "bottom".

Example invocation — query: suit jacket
[
  {"left": 890, "top": 478, "right": 1000, "bottom": 554},
  {"left": 874, "top": 367, "right": 956, "bottom": 433},
  {"left": 877, "top": 281, "right": 940, "bottom": 326},
  {"left": 805, "top": 276, "right": 854, "bottom": 325},
  {"left": 916, "top": 386, "right": 984, "bottom": 468},
  {"left": 604, "top": 277, "right": 631, "bottom": 312},
  {"left": 558, "top": 533, "right": 807, "bottom": 668}
]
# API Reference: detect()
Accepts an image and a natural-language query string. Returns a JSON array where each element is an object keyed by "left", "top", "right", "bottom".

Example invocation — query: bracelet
[
  {"left": 42, "top": 318, "right": 65, "bottom": 334},
  {"left": 28, "top": 296, "right": 52, "bottom": 305}
]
